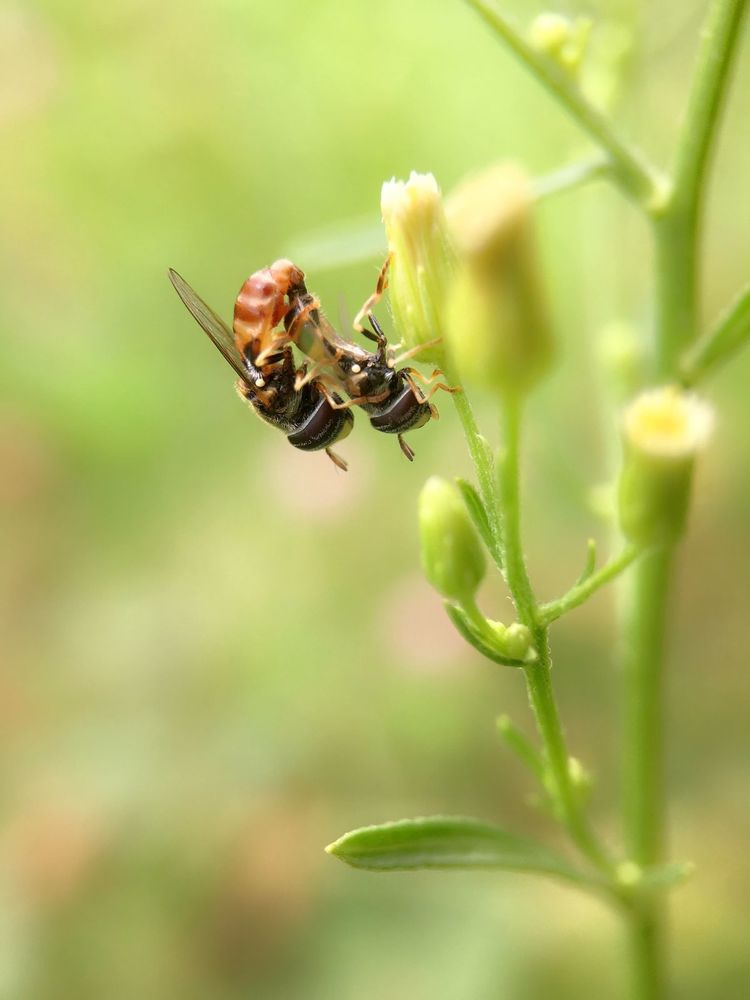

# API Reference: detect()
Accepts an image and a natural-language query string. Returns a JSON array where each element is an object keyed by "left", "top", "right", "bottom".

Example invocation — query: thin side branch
[
  {"left": 464, "top": 0, "right": 659, "bottom": 204},
  {"left": 671, "top": 0, "right": 748, "bottom": 216},
  {"left": 540, "top": 545, "right": 641, "bottom": 626}
]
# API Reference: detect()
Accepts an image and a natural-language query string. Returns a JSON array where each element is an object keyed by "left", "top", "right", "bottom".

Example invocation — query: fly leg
[
  {"left": 325, "top": 447, "right": 349, "bottom": 472},
  {"left": 294, "top": 359, "right": 331, "bottom": 391},
  {"left": 353, "top": 253, "right": 392, "bottom": 336},
  {"left": 397, "top": 434, "right": 416, "bottom": 462},
  {"left": 318, "top": 382, "right": 389, "bottom": 411},
  {"left": 400, "top": 366, "right": 461, "bottom": 397}
]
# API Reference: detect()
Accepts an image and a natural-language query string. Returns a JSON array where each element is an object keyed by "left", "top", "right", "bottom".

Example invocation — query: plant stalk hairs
[{"left": 326, "top": 3, "right": 749, "bottom": 998}]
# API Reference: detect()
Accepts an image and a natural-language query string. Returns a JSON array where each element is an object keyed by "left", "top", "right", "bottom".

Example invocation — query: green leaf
[
  {"left": 287, "top": 215, "right": 385, "bottom": 270},
  {"left": 639, "top": 861, "right": 695, "bottom": 892},
  {"left": 326, "top": 816, "right": 598, "bottom": 886},
  {"left": 681, "top": 280, "right": 750, "bottom": 383},
  {"left": 455, "top": 477, "right": 494, "bottom": 555},
  {"left": 444, "top": 603, "right": 526, "bottom": 667},
  {"left": 496, "top": 714, "right": 546, "bottom": 782}
]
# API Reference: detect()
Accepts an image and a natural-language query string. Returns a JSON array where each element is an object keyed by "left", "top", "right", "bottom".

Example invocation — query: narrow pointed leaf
[
  {"left": 496, "top": 714, "right": 546, "bottom": 782},
  {"left": 287, "top": 216, "right": 385, "bottom": 270},
  {"left": 639, "top": 861, "right": 695, "bottom": 892},
  {"left": 682, "top": 280, "right": 750, "bottom": 383},
  {"left": 455, "top": 478, "right": 494, "bottom": 554},
  {"left": 326, "top": 816, "right": 598, "bottom": 888}
]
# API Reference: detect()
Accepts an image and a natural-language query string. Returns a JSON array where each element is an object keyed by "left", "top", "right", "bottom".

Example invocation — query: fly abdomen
[
  {"left": 366, "top": 380, "right": 432, "bottom": 435},
  {"left": 287, "top": 391, "right": 354, "bottom": 452}
]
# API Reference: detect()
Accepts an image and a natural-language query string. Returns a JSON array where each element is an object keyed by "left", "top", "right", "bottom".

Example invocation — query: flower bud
[
  {"left": 380, "top": 172, "right": 455, "bottom": 365},
  {"left": 498, "top": 622, "right": 535, "bottom": 662},
  {"left": 529, "top": 13, "right": 592, "bottom": 76},
  {"left": 419, "top": 476, "right": 486, "bottom": 604},
  {"left": 618, "top": 387, "right": 714, "bottom": 547},
  {"left": 597, "top": 320, "right": 645, "bottom": 402},
  {"left": 444, "top": 164, "right": 553, "bottom": 397}
]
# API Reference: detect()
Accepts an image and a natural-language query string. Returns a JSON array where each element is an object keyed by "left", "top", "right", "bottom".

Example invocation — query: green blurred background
[{"left": 1, "top": 1, "right": 749, "bottom": 997}]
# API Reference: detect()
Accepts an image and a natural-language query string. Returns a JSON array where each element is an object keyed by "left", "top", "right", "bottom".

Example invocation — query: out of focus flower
[
  {"left": 445, "top": 163, "right": 553, "bottom": 397},
  {"left": 618, "top": 386, "right": 714, "bottom": 546}
]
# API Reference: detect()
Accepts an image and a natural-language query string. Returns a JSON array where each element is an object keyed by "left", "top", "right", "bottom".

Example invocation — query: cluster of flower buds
[
  {"left": 529, "top": 12, "right": 592, "bottom": 77},
  {"left": 382, "top": 170, "right": 713, "bottom": 661}
]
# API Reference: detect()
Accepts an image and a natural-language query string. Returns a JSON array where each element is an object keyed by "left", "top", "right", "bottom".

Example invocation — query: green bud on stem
[
  {"left": 419, "top": 476, "right": 486, "bottom": 604},
  {"left": 444, "top": 164, "right": 553, "bottom": 398},
  {"left": 618, "top": 387, "right": 714, "bottom": 547}
]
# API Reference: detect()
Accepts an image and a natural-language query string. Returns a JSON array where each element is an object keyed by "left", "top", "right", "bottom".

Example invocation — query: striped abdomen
[{"left": 233, "top": 259, "right": 306, "bottom": 363}]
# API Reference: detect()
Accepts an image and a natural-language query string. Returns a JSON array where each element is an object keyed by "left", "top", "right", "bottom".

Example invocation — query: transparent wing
[
  {"left": 291, "top": 301, "right": 360, "bottom": 367},
  {"left": 168, "top": 268, "right": 250, "bottom": 382}
]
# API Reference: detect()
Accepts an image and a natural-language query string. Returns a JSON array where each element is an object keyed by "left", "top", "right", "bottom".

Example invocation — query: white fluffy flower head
[{"left": 623, "top": 386, "right": 714, "bottom": 459}]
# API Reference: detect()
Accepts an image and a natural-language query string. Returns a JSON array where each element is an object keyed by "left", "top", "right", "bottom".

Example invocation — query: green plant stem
[
  {"left": 621, "top": 549, "right": 674, "bottom": 1000},
  {"left": 621, "top": 551, "right": 673, "bottom": 874},
  {"left": 461, "top": 595, "right": 504, "bottom": 649},
  {"left": 532, "top": 155, "right": 611, "bottom": 202},
  {"left": 625, "top": 6, "right": 748, "bottom": 996},
  {"left": 497, "top": 397, "right": 611, "bottom": 872},
  {"left": 522, "top": 637, "right": 610, "bottom": 872},
  {"left": 671, "top": 0, "right": 747, "bottom": 225},
  {"left": 497, "top": 397, "right": 536, "bottom": 621},
  {"left": 653, "top": 0, "right": 747, "bottom": 375},
  {"left": 539, "top": 544, "right": 641, "bottom": 625},
  {"left": 652, "top": 212, "right": 697, "bottom": 377},
  {"left": 463, "top": 0, "right": 659, "bottom": 204}
]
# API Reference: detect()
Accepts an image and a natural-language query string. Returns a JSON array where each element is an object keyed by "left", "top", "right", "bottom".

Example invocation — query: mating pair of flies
[{"left": 168, "top": 258, "right": 456, "bottom": 470}]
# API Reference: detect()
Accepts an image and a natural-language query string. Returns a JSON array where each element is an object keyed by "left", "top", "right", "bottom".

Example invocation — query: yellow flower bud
[
  {"left": 529, "top": 13, "right": 592, "bottom": 76},
  {"left": 444, "top": 164, "right": 553, "bottom": 396},
  {"left": 618, "top": 386, "right": 714, "bottom": 546},
  {"left": 380, "top": 172, "right": 455, "bottom": 365},
  {"left": 419, "top": 476, "right": 486, "bottom": 604}
]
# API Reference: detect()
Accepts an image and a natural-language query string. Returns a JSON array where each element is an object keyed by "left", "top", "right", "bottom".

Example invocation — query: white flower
[{"left": 623, "top": 387, "right": 714, "bottom": 459}]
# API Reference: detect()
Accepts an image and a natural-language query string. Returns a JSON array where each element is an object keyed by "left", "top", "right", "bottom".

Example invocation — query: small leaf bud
[
  {"left": 445, "top": 164, "right": 553, "bottom": 397},
  {"left": 500, "top": 623, "right": 535, "bottom": 662},
  {"left": 618, "top": 387, "right": 714, "bottom": 547},
  {"left": 380, "top": 172, "right": 456, "bottom": 364},
  {"left": 419, "top": 476, "right": 486, "bottom": 604},
  {"left": 616, "top": 861, "right": 643, "bottom": 889},
  {"left": 529, "top": 13, "right": 592, "bottom": 76},
  {"left": 597, "top": 320, "right": 646, "bottom": 402}
]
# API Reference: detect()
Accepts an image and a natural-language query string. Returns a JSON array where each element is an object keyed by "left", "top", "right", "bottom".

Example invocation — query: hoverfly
[
  {"left": 278, "top": 257, "right": 457, "bottom": 461},
  {"left": 168, "top": 262, "right": 353, "bottom": 470}
]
